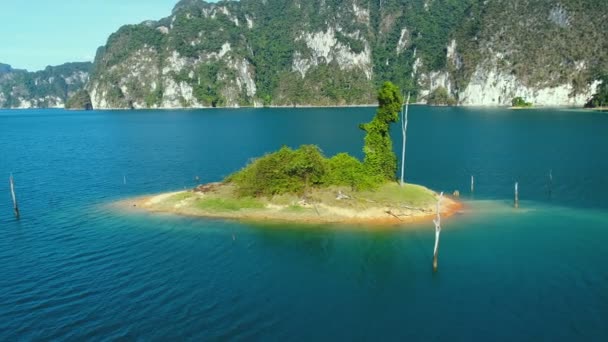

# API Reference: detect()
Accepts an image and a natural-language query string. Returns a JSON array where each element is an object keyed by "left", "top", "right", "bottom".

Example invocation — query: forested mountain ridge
[
  {"left": 2, "top": 0, "right": 607, "bottom": 109},
  {"left": 0, "top": 62, "right": 92, "bottom": 109}
]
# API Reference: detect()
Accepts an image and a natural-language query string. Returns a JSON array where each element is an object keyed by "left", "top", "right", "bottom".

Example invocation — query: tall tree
[{"left": 360, "top": 81, "right": 403, "bottom": 181}]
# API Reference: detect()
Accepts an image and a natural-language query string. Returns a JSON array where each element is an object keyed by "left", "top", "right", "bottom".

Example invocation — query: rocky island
[{"left": 121, "top": 82, "right": 461, "bottom": 226}]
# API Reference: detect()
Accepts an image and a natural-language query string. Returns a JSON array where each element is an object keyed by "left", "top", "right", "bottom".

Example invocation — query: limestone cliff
[
  {"left": 4, "top": 0, "right": 608, "bottom": 109},
  {"left": 0, "top": 62, "right": 92, "bottom": 109}
]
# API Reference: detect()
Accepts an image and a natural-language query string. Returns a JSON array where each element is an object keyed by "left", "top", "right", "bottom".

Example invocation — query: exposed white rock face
[
  {"left": 245, "top": 16, "right": 253, "bottom": 29},
  {"left": 292, "top": 51, "right": 313, "bottom": 77},
  {"left": 232, "top": 58, "right": 257, "bottom": 97},
  {"left": 412, "top": 55, "right": 422, "bottom": 78},
  {"left": 446, "top": 39, "right": 462, "bottom": 70},
  {"left": 396, "top": 28, "right": 409, "bottom": 53},
  {"left": 418, "top": 71, "right": 452, "bottom": 99},
  {"left": 90, "top": 47, "right": 161, "bottom": 109},
  {"left": 163, "top": 51, "right": 189, "bottom": 74},
  {"left": 89, "top": 87, "right": 108, "bottom": 109},
  {"left": 218, "top": 42, "right": 232, "bottom": 58},
  {"left": 292, "top": 27, "right": 372, "bottom": 79},
  {"left": 424, "top": 0, "right": 432, "bottom": 11},
  {"left": 65, "top": 71, "right": 89, "bottom": 85},
  {"left": 160, "top": 51, "right": 202, "bottom": 108},
  {"left": 460, "top": 66, "right": 598, "bottom": 106},
  {"left": 352, "top": 2, "right": 370, "bottom": 23},
  {"left": 15, "top": 98, "right": 33, "bottom": 109},
  {"left": 161, "top": 78, "right": 200, "bottom": 108},
  {"left": 549, "top": 5, "right": 570, "bottom": 28},
  {"left": 90, "top": 39, "right": 258, "bottom": 109},
  {"left": 157, "top": 26, "right": 169, "bottom": 34}
]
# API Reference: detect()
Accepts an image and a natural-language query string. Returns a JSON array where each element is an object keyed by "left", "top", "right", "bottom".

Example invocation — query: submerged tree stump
[
  {"left": 9, "top": 174, "right": 19, "bottom": 219},
  {"left": 432, "top": 192, "right": 443, "bottom": 272},
  {"left": 514, "top": 182, "right": 519, "bottom": 208}
]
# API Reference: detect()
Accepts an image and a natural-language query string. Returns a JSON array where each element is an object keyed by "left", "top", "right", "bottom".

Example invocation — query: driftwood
[
  {"left": 400, "top": 204, "right": 432, "bottom": 213},
  {"left": 9, "top": 174, "right": 19, "bottom": 218},
  {"left": 385, "top": 209, "right": 403, "bottom": 221},
  {"left": 336, "top": 191, "right": 350, "bottom": 200},
  {"left": 432, "top": 192, "right": 443, "bottom": 272},
  {"left": 194, "top": 182, "right": 222, "bottom": 193}
]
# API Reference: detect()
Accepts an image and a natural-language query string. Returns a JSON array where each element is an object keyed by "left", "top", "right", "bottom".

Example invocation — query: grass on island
[
  {"left": 159, "top": 182, "right": 438, "bottom": 215},
  {"left": 195, "top": 197, "right": 265, "bottom": 212}
]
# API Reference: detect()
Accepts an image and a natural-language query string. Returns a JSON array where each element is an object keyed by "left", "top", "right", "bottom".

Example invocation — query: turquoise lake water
[{"left": 0, "top": 107, "right": 607, "bottom": 340}]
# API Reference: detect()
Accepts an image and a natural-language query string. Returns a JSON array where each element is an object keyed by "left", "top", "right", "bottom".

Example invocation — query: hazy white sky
[{"left": 0, "top": 0, "right": 218, "bottom": 71}]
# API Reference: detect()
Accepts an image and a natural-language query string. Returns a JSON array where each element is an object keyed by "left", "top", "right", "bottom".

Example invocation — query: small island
[
  {"left": 122, "top": 82, "right": 461, "bottom": 225},
  {"left": 510, "top": 97, "right": 533, "bottom": 109}
]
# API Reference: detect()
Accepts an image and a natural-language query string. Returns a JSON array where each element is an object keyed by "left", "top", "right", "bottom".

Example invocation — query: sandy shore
[{"left": 116, "top": 184, "right": 464, "bottom": 226}]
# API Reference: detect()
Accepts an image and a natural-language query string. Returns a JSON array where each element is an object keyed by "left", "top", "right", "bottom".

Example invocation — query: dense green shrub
[
  {"left": 323, "top": 153, "right": 377, "bottom": 190},
  {"left": 228, "top": 145, "right": 327, "bottom": 197},
  {"left": 427, "top": 87, "right": 457, "bottom": 106},
  {"left": 511, "top": 97, "right": 533, "bottom": 108}
]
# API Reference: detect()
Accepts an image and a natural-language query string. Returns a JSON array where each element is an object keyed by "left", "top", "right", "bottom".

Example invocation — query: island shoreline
[{"left": 113, "top": 186, "right": 464, "bottom": 227}]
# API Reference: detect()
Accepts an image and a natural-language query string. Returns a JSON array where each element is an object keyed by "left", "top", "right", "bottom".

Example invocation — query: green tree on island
[
  {"left": 511, "top": 97, "right": 533, "bottom": 108},
  {"left": 360, "top": 81, "right": 403, "bottom": 181},
  {"left": 229, "top": 81, "right": 405, "bottom": 197}
]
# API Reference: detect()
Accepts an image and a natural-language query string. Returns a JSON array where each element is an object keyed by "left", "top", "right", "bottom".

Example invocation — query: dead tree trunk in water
[
  {"left": 433, "top": 192, "right": 443, "bottom": 272},
  {"left": 400, "top": 92, "right": 411, "bottom": 186},
  {"left": 548, "top": 169, "right": 553, "bottom": 197},
  {"left": 514, "top": 182, "right": 519, "bottom": 208},
  {"left": 9, "top": 174, "right": 19, "bottom": 219},
  {"left": 471, "top": 175, "right": 475, "bottom": 193}
]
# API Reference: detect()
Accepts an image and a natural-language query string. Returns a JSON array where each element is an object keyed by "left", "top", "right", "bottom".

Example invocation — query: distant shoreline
[{"left": 2, "top": 104, "right": 596, "bottom": 111}]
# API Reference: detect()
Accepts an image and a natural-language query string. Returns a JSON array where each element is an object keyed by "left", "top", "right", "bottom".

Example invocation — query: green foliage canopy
[
  {"left": 511, "top": 97, "right": 533, "bottom": 108},
  {"left": 228, "top": 82, "right": 403, "bottom": 197},
  {"left": 360, "top": 81, "right": 403, "bottom": 181}
]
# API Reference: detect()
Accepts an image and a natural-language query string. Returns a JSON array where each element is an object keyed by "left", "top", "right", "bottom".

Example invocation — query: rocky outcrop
[
  {"left": 4, "top": 0, "right": 607, "bottom": 108},
  {"left": 0, "top": 62, "right": 92, "bottom": 109},
  {"left": 460, "top": 66, "right": 598, "bottom": 106}
]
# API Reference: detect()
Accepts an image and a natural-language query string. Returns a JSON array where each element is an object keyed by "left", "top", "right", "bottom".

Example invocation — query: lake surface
[{"left": 1, "top": 107, "right": 607, "bottom": 340}]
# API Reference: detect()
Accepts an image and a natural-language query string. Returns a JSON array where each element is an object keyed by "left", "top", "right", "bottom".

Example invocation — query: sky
[{"left": 0, "top": 0, "right": 218, "bottom": 71}]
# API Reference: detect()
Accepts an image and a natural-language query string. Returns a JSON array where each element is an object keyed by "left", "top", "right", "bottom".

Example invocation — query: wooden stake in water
[
  {"left": 433, "top": 192, "right": 443, "bottom": 272},
  {"left": 9, "top": 174, "right": 19, "bottom": 218},
  {"left": 400, "top": 92, "right": 411, "bottom": 186},
  {"left": 514, "top": 182, "right": 519, "bottom": 208},
  {"left": 471, "top": 175, "right": 475, "bottom": 193}
]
